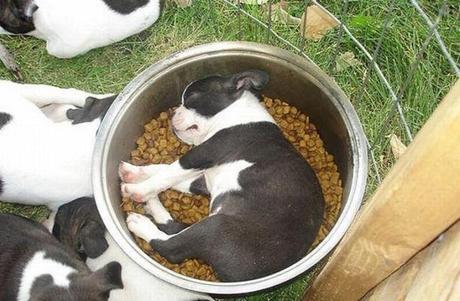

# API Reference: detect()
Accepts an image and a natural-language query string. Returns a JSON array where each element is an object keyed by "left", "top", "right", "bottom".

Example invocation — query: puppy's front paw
[
  {"left": 121, "top": 183, "right": 150, "bottom": 203},
  {"left": 119, "top": 162, "right": 147, "bottom": 184}
]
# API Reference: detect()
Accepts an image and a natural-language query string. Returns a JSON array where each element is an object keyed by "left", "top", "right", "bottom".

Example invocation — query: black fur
[
  {"left": 66, "top": 95, "right": 117, "bottom": 125},
  {"left": 53, "top": 197, "right": 108, "bottom": 261},
  {"left": 189, "top": 176, "right": 209, "bottom": 196},
  {"left": 102, "top": 0, "right": 149, "bottom": 14},
  {"left": 182, "top": 70, "right": 268, "bottom": 117},
  {"left": 156, "top": 220, "right": 188, "bottom": 235},
  {"left": 0, "top": 0, "right": 36, "bottom": 34},
  {"left": 0, "top": 112, "right": 12, "bottom": 130},
  {"left": 148, "top": 71, "right": 324, "bottom": 281},
  {"left": 0, "top": 213, "right": 122, "bottom": 301}
]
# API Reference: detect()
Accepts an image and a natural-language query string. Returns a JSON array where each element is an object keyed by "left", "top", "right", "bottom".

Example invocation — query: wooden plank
[
  {"left": 362, "top": 221, "right": 460, "bottom": 301},
  {"left": 304, "top": 79, "right": 460, "bottom": 301}
]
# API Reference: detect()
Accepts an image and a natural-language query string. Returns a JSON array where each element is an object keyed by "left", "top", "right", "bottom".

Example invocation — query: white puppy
[
  {"left": 0, "top": 80, "right": 115, "bottom": 212},
  {"left": 0, "top": 0, "right": 164, "bottom": 58}
]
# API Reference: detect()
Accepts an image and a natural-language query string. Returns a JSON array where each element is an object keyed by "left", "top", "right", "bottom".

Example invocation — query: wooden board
[
  {"left": 362, "top": 221, "right": 460, "bottom": 301},
  {"left": 304, "top": 80, "right": 460, "bottom": 301}
]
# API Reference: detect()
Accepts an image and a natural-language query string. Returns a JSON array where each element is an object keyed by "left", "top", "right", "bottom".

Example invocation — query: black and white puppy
[
  {"left": 51, "top": 197, "right": 213, "bottom": 301},
  {"left": 0, "top": 212, "right": 123, "bottom": 301},
  {"left": 119, "top": 70, "right": 325, "bottom": 281},
  {"left": 0, "top": 0, "right": 164, "bottom": 58},
  {"left": 0, "top": 80, "right": 115, "bottom": 213}
]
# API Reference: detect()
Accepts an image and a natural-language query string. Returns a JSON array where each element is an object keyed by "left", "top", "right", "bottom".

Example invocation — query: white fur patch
[
  {"left": 0, "top": 81, "right": 107, "bottom": 209},
  {"left": 204, "top": 92, "right": 275, "bottom": 142},
  {"left": 205, "top": 160, "right": 253, "bottom": 208},
  {"left": 29, "top": 0, "right": 162, "bottom": 58},
  {"left": 18, "top": 251, "right": 76, "bottom": 301}
]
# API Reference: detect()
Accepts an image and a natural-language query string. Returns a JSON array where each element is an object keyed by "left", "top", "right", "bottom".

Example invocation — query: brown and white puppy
[
  {"left": 0, "top": 212, "right": 123, "bottom": 301},
  {"left": 52, "top": 197, "right": 213, "bottom": 301}
]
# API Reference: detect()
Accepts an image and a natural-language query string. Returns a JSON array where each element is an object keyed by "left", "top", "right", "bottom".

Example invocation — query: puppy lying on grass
[
  {"left": 0, "top": 80, "right": 115, "bottom": 216},
  {"left": 51, "top": 197, "right": 213, "bottom": 301},
  {"left": 0, "top": 212, "right": 123, "bottom": 301},
  {"left": 0, "top": 0, "right": 164, "bottom": 58}
]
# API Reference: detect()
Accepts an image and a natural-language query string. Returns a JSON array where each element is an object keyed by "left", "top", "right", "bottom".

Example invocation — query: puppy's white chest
[{"left": 205, "top": 160, "right": 253, "bottom": 204}]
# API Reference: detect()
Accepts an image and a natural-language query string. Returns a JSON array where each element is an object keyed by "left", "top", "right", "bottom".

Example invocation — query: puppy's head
[
  {"left": 53, "top": 197, "right": 108, "bottom": 261},
  {"left": 30, "top": 261, "right": 123, "bottom": 301},
  {"left": 172, "top": 70, "right": 269, "bottom": 145},
  {"left": 0, "top": 0, "right": 37, "bottom": 34}
]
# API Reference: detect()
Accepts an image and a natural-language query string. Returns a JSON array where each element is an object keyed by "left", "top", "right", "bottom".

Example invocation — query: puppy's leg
[
  {"left": 0, "top": 80, "right": 112, "bottom": 108},
  {"left": 121, "top": 161, "right": 203, "bottom": 203},
  {"left": 120, "top": 136, "right": 226, "bottom": 202},
  {"left": 119, "top": 161, "right": 209, "bottom": 195},
  {"left": 144, "top": 196, "right": 187, "bottom": 235},
  {"left": 127, "top": 213, "right": 234, "bottom": 265},
  {"left": 118, "top": 162, "right": 168, "bottom": 184}
]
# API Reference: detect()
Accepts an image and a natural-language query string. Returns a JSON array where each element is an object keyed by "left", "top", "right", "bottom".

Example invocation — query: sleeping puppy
[
  {"left": 51, "top": 197, "right": 213, "bottom": 301},
  {"left": 0, "top": 80, "right": 115, "bottom": 213},
  {"left": 0, "top": 212, "right": 123, "bottom": 301},
  {"left": 119, "top": 70, "right": 325, "bottom": 281},
  {"left": 0, "top": 0, "right": 164, "bottom": 58}
]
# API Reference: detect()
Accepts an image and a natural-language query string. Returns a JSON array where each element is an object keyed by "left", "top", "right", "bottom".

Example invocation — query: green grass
[{"left": 0, "top": 0, "right": 458, "bottom": 300}]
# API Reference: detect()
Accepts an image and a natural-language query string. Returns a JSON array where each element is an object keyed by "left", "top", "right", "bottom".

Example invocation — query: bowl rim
[{"left": 92, "top": 41, "right": 368, "bottom": 294}]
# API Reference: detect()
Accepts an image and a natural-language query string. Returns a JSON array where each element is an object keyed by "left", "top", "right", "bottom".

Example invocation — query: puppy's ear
[
  {"left": 80, "top": 220, "right": 108, "bottom": 258},
  {"left": 233, "top": 70, "right": 269, "bottom": 91},
  {"left": 91, "top": 261, "right": 124, "bottom": 292}
]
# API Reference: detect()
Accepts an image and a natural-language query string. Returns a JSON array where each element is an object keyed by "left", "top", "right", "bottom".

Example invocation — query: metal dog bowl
[{"left": 93, "top": 42, "right": 368, "bottom": 294}]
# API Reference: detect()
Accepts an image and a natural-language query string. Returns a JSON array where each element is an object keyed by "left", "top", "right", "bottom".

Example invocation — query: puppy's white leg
[
  {"left": 144, "top": 196, "right": 173, "bottom": 225},
  {"left": 119, "top": 161, "right": 205, "bottom": 195},
  {"left": 127, "top": 213, "right": 170, "bottom": 241},
  {"left": 118, "top": 162, "right": 168, "bottom": 184},
  {"left": 0, "top": 80, "right": 111, "bottom": 107},
  {"left": 121, "top": 161, "right": 202, "bottom": 203}
]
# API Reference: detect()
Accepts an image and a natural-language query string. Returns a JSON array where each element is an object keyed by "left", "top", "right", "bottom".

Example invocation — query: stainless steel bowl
[{"left": 93, "top": 42, "right": 368, "bottom": 294}]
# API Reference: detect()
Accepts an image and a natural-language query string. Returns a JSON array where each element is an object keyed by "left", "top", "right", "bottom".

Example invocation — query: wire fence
[{"left": 210, "top": 0, "right": 459, "bottom": 191}]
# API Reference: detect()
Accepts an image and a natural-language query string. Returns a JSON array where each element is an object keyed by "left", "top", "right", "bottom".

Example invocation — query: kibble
[{"left": 121, "top": 96, "right": 343, "bottom": 281}]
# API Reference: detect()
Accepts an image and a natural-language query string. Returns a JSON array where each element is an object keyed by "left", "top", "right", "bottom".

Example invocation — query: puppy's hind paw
[{"left": 127, "top": 213, "right": 162, "bottom": 242}]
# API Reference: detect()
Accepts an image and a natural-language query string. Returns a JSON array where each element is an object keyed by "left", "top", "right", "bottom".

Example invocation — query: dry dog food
[{"left": 121, "top": 96, "right": 343, "bottom": 281}]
